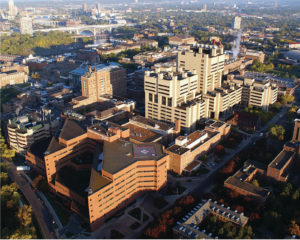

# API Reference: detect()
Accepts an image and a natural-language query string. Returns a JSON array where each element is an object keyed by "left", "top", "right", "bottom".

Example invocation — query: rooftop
[
  {"left": 69, "top": 62, "right": 121, "bottom": 76},
  {"left": 59, "top": 119, "right": 86, "bottom": 141},
  {"left": 131, "top": 115, "right": 173, "bottom": 132},
  {"left": 102, "top": 139, "right": 166, "bottom": 174},
  {"left": 269, "top": 150, "right": 295, "bottom": 170},
  {"left": 167, "top": 130, "right": 217, "bottom": 155},
  {"left": 28, "top": 138, "right": 51, "bottom": 159},
  {"left": 45, "top": 137, "right": 64, "bottom": 155},
  {"left": 225, "top": 176, "right": 270, "bottom": 199},
  {"left": 123, "top": 123, "right": 162, "bottom": 143}
]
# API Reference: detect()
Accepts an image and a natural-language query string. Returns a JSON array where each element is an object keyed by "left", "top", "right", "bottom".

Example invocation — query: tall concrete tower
[
  {"left": 83, "top": 3, "right": 87, "bottom": 12},
  {"left": 20, "top": 17, "right": 33, "bottom": 35},
  {"left": 97, "top": 3, "right": 101, "bottom": 11},
  {"left": 8, "top": 0, "right": 18, "bottom": 16},
  {"left": 232, "top": 16, "right": 242, "bottom": 30}
]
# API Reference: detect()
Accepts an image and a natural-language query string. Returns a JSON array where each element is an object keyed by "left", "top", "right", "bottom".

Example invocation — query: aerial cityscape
[{"left": 0, "top": 0, "right": 300, "bottom": 239}]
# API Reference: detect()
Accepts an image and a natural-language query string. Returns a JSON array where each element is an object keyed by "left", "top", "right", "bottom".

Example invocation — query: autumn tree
[
  {"left": 220, "top": 159, "right": 235, "bottom": 174},
  {"left": 289, "top": 220, "right": 300, "bottom": 237},
  {"left": 269, "top": 124, "right": 285, "bottom": 141},
  {"left": 214, "top": 144, "right": 225, "bottom": 156},
  {"left": 17, "top": 205, "right": 33, "bottom": 227}
]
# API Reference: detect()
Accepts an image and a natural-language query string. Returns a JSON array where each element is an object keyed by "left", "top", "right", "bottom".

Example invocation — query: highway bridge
[{"left": 33, "top": 23, "right": 134, "bottom": 36}]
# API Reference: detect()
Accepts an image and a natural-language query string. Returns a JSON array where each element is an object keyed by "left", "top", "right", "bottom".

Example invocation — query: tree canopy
[{"left": 0, "top": 31, "right": 75, "bottom": 56}]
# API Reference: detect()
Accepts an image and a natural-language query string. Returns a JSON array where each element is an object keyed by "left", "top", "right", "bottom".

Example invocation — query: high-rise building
[
  {"left": 177, "top": 45, "right": 242, "bottom": 119},
  {"left": 227, "top": 73, "right": 278, "bottom": 110},
  {"left": 97, "top": 3, "right": 101, "bottom": 11},
  {"left": 20, "top": 17, "right": 33, "bottom": 35},
  {"left": 203, "top": 3, "right": 207, "bottom": 11},
  {"left": 8, "top": 0, "right": 18, "bottom": 16},
  {"left": 81, "top": 63, "right": 127, "bottom": 100},
  {"left": 144, "top": 65, "right": 208, "bottom": 132},
  {"left": 177, "top": 45, "right": 225, "bottom": 94},
  {"left": 83, "top": 3, "right": 87, "bottom": 12},
  {"left": 232, "top": 16, "right": 242, "bottom": 30}
]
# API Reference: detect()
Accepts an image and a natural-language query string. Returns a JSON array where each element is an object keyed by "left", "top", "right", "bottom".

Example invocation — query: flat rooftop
[
  {"left": 102, "top": 139, "right": 166, "bottom": 174},
  {"left": 131, "top": 115, "right": 173, "bottom": 131},
  {"left": 225, "top": 176, "right": 270, "bottom": 199},
  {"left": 123, "top": 123, "right": 162, "bottom": 143},
  {"left": 69, "top": 62, "right": 120, "bottom": 76},
  {"left": 166, "top": 130, "right": 217, "bottom": 155},
  {"left": 269, "top": 150, "right": 295, "bottom": 170}
]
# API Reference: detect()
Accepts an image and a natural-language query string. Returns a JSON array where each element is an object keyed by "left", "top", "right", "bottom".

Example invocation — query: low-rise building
[
  {"left": 241, "top": 49, "right": 265, "bottom": 63},
  {"left": 228, "top": 111, "right": 261, "bottom": 131},
  {"left": 97, "top": 42, "right": 141, "bottom": 55},
  {"left": 169, "top": 35, "right": 195, "bottom": 46},
  {"left": 0, "top": 63, "right": 29, "bottom": 88},
  {"left": 266, "top": 145, "right": 296, "bottom": 182},
  {"left": 173, "top": 199, "right": 248, "bottom": 239},
  {"left": 285, "top": 42, "right": 300, "bottom": 50},
  {"left": 165, "top": 120, "right": 230, "bottom": 174},
  {"left": 224, "top": 160, "right": 270, "bottom": 201}
]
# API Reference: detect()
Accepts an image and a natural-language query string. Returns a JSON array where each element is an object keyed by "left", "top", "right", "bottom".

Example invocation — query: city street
[{"left": 7, "top": 163, "right": 57, "bottom": 239}]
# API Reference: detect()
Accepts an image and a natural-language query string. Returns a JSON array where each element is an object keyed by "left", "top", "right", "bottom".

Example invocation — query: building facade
[
  {"left": 232, "top": 16, "right": 242, "bottom": 30},
  {"left": 144, "top": 66, "right": 208, "bottom": 132},
  {"left": 81, "top": 63, "right": 126, "bottom": 99},
  {"left": 165, "top": 120, "right": 230, "bottom": 174},
  {"left": 20, "top": 17, "right": 33, "bottom": 35},
  {"left": 177, "top": 45, "right": 225, "bottom": 94},
  {"left": 0, "top": 63, "right": 29, "bottom": 88},
  {"left": 227, "top": 74, "right": 278, "bottom": 110},
  {"left": 7, "top": 114, "right": 59, "bottom": 154}
]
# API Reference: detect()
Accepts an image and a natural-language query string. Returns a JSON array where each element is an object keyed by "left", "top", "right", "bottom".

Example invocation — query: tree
[
  {"left": 272, "top": 101, "right": 281, "bottom": 110},
  {"left": 281, "top": 183, "right": 293, "bottom": 197},
  {"left": 252, "top": 179, "right": 260, "bottom": 187},
  {"left": 289, "top": 220, "right": 300, "bottom": 237},
  {"left": 17, "top": 205, "right": 33, "bottom": 227},
  {"left": 0, "top": 172, "right": 9, "bottom": 185},
  {"left": 220, "top": 159, "right": 235, "bottom": 174},
  {"left": 0, "top": 132, "right": 15, "bottom": 161},
  {"left": 292, "top": 189, "right": 300, "bottom": 200},
  {"left": 214, "top": 145, "right": 225, "bottom": 156},
  {"left": 269, "top": 124, "right": 285, "bottom": 140},
  {"left": 279, "top": 95, "right": 295, "bottom": 105}
]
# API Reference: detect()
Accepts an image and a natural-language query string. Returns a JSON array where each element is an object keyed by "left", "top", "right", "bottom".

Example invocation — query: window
[
  {"left": 149, "top": 93, "right": 153, "bottom": 102},
  {"left": 168, "top": 98, "right": 172, "bottom": 107},
  {"left": 154, "top": 95, "right": 158, "bottom": 103},
  {"left": 162, "top": 96, "right": 166, "bottom": 105}
]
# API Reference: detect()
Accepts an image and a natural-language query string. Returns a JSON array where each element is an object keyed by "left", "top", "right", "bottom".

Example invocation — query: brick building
[{"left": 165, "top": 119, "right": 230, "bottom": 174}]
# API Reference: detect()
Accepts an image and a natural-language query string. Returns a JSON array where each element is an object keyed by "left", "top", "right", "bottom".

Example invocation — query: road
[
  {"left": 173, "top": 104, "right": 291, "bottom": 198},
  {"left": 7, "top": 163, "right": 57, "bottom": 239}
]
